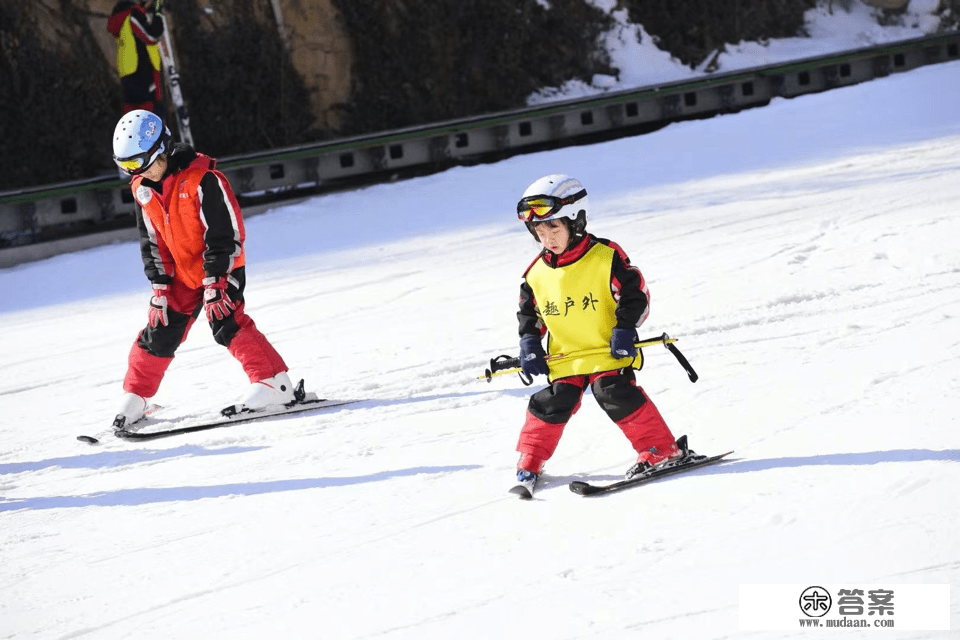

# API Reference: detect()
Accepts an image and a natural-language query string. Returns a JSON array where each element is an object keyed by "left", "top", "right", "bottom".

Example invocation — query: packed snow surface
[{"left": 1, "top": 5, "right": 958, "bottom": 639}]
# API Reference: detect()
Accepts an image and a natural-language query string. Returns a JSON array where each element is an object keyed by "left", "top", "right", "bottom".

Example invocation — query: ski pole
[
  {"left": 480, "top": 333, "right": 698, "bottom": 384},
  {"left": 481, "top": 335, "right": 677, "bottom": 382},
  {"left": 156, "top": 9, "right": 195, "bottom": 146}
]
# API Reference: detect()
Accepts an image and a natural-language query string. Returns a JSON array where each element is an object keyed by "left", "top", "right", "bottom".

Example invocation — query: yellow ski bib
[{"left": 526, "top": 243, "right": 632, "bottom": 380}]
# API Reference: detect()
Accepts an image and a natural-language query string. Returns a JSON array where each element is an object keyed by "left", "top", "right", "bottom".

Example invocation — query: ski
[
  {"left": 76, "top": 404, "right": 163, "bottom": 444},
  {"left": 569, "top": 449, "right": 734, "bottom": 496},
  {"left": 156, "top": 11, "right": 194, "bottom": 146},
  {"left": 77, "top": 380, "right": 358, "bottom": 444},
  {"left": 508, "top": 485, "right": 533, "bottom": 499},
  {"left": 508, "top": 470, "right": 539, "bottom": 499},
  {"left": 115, "top": 397, "right": 357, "bottom": 441}
]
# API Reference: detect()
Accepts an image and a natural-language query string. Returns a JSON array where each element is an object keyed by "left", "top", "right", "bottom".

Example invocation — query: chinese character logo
[
  {"left": 867, "top": 589, "right": 894, "bottom": 615},
  {"left": 800, "top": 586, "right": 832, "bottom": 617},
  {"left": 838, "top": 588, "right": 864, "bottom": 615},
  {"left": 540, "top": 291, "right": 600, "bottom": 318}
]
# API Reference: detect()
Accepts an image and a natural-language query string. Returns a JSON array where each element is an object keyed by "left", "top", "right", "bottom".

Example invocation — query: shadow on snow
[
  {"left": 0, "top": 445, "right": 264, "bottom": 475},
  {"left": 0, "top": 465, "right": 480, "bottom": 512}
]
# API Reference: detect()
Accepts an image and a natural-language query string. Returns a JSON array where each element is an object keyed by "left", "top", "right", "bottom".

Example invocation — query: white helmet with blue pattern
[{"left": 112, "top": 110, "right": 171, "bottom": 175}]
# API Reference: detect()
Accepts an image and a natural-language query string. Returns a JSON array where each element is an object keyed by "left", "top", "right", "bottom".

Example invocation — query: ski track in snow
[{"left": 2, "top": 58, "right": 960, "bottom": 640}]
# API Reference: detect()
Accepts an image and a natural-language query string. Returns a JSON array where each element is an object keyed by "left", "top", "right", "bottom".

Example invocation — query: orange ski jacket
[{"left": 131, "top": 148, "right": 245, "bottom": 290}]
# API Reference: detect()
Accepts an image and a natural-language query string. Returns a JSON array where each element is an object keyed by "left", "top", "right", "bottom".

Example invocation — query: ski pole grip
[
  {"left": 490, "top": 355, "right": 520, "bottom": 372},
  {"left": 484, "top": 354, "right": 521, "bottom": 383}
]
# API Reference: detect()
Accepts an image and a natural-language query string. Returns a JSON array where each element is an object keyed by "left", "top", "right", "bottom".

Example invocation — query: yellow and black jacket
[
  {"left": 518, "top": 234, "right": 651, "bottom": 380},
  {"left": 107, "top": 1, "right": 164, "bottom": 107}
]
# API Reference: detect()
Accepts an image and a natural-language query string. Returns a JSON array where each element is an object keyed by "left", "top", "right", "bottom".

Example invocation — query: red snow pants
[
  {"left": 516, "top": 368, "right": 675, "bottom": 473},
  {"left": 122, "top": 267, "right": 287, "bottom": 398}
]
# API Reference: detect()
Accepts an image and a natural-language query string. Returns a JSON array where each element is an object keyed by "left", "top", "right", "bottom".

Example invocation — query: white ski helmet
[
  {"left": 517, "top": 174, "right": 589, "bottom": 238},
  {"left": 112, "top": 110, "right": 171, "bottom": 175}
]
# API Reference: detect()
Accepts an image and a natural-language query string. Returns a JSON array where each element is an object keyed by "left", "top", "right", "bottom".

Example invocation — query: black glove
[
  {"left": 610, "top": 328, "right": 638, "bottom": 359},
  {"left": 519, "top": 335, "right": 549, "bottom": 377}
]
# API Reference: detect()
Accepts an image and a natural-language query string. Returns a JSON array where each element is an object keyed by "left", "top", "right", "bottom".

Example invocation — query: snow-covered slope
[
  {"left": 1, "top": 54, "right": 959, "bottom": 640},
  {"left": 530, "top": 0, "right": 948, "bottom": 103}
]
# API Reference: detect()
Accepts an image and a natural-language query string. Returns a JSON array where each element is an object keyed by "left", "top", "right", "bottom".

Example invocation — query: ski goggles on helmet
[
  {"left": 517, "top": 189, "right": 587, "bottom": 222},
  {"left": 114, "top": 137, "right": 166, "bottom": 175}
]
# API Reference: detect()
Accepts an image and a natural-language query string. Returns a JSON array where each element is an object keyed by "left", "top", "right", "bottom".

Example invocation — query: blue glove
[
  {"left": 519, "top": 335, "right": 549, "bottom": 377},
  {"left": 610, "top": 328, "right": 638, "bottom": 359}
]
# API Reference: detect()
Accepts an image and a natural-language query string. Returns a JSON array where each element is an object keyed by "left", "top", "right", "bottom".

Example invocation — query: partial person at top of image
[{"left": 107, "top": 0, "right": 167, "bottom": 120}]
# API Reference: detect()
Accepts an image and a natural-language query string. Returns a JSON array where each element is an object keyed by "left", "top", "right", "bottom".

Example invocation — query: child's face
[
  {"left": 534, "top": 219, "right": 571, "bottom": 254},
  {"left": 141, "top": 154, "right": 167, "bottom": 182}
]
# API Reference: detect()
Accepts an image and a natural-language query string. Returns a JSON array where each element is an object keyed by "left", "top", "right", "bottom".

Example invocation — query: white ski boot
[
  {"left": 114, "top": 392, "right": 148, "bottom": 430},
  {"left": 235, "top": 372, "right": 296, "bottom": 412}
]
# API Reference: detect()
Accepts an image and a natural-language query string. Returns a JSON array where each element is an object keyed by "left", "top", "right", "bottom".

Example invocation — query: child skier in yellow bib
[{"left": 513, "top": 174, "right": 684, "bottom": 496}]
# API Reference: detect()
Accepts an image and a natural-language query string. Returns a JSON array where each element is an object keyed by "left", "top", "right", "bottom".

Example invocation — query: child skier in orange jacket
[{"left": 110, "top": 110, "right": 295, "bottom": 429}]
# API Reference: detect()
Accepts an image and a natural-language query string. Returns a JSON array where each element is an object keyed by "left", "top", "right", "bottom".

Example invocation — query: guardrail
[{"left": 1, "top": 31, "right": 957, "bottom": 266}]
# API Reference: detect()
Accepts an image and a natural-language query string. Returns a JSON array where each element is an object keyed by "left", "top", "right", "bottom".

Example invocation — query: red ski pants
[
  {"left": 123, "top": 268, "right": 287, "bottom": 398},
  {"left": 516, "top": 368, "right": 675, "bottom": 473}
]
